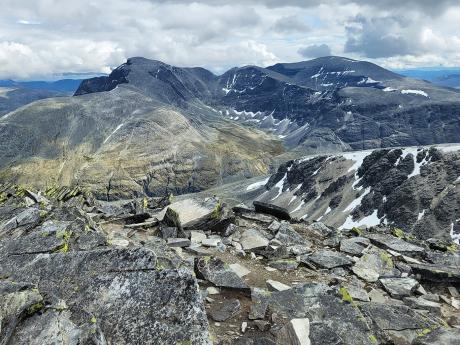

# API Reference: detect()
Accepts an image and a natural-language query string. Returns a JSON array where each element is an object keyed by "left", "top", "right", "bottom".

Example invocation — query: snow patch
[
  {"left": 343, "top": 187, "right": 371, "bottom": 212},
  {"left": 339, "top": 210, "right": 381, "bottom": 230},
  {"left": 417, "top": 209, "right": 426, "bottom": 221},
  {"left": 246, "top": 177, "right": 270, "bottom": 191},
  {"left": 401, "top": 89, "right": 428, "bottom": 97},
  {"left": 450, "top": 222, "right": 460, "bottom": 245},
  {"left": 270, "top": 173, "right": 287, "bottom": 201},
  {"left": 383, "top": 87, "right": 397, "bottom": 92}
]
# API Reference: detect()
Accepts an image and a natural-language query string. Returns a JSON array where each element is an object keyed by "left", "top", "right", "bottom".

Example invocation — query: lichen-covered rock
[
  {"left": 352, "top": 247, "right": 397, "bottom": 282},
  {"left": 412, "top": 327, "right": 460, "bottom": 345},
  {"left": 308, "top": 250, "right": 353, "bottom": 269},
  {"left": 0, "top": 248, "right": 210, "bottom": 345}
]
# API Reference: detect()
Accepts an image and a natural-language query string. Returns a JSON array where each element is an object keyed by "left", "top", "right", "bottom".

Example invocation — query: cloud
[
  {"left": 152, "top": 0, "right": 457, "bottom": 16},
  {"left": 298, "top": 44, "right": 331, "bottom": 58},
  {"left": 0, "top": 0, "right": 459, "bottom": 79},
  {"left": 273, "top": 15, "right": 310, "bottom": 33}
]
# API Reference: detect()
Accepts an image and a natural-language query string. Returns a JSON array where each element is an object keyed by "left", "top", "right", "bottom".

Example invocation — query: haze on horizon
[{"left": 1, "top": 0, "right": 460, "bottom": 80}]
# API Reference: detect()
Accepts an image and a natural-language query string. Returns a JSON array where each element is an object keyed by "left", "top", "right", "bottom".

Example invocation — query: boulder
[
  {"left": 167, "top": 238, "right": 192, "bottom": 247},
  {"left": 253, "top": 201, "right": 291, "bottom": 220},
  {"left": 255, "top": 283, "right": 373, "bottom": 345},
  {"left": 352, "top": 248, "right": 396, "bottom": 282},
  {"left": 268, "top": 259, "right": 299, "bottom": 271},
  {"left": 0, "top": 248, "right": 210, "bottom": 345},
  {"left": 403, "top": 297, "right": 442, "bottom": 315},
  {"left": 0, "top": 207, "right": 41, "bottom": 238},
  {"left": 275, "top": 223, "right": 310, "bottom": 247}
]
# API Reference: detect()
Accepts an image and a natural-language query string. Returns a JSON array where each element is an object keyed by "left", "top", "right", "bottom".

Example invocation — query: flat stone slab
[
  {"left": 412, "top": 327, "right": 460, "bottom": 345},
  {"left": 410, "top": 263, "right": 460, "bottom": 283},
  {"left": 368, "top": 234, "right": 424, "bottom": 254},
  {"left": 359, "top": 303, "right": 435, "bottom": 331},
  {"left": 195, "top": 257, "right": 249, "bottom": 290},
  {"left": 229, "top": 263, "right": 251, "bottom": 278},
  {"left": 266, "top": 280, "right": 291, "bottom": 292},
  {"left": 379, "top": 278, "right": 419, "bottom": 299},
  {"left": 240, "top": 229, "right": 269, "bottom": 251},
  {"left": 167, "top": 238, "right": 191, "bottom": 247},
  {"left": 340, "top": 237, "right": 370, "bottom": 256},
  {"left": 275, "top": 318, "right": 310, "bottom": 345},
  {"left": 209, "top": 299, "right": 241, "bottom": 322},
  {"left": 249, "top": 283, "right": 374, "bottom": 345},
  {"left": 253, "top": 201, "right": 291, "bottom": 220},
  {"left": 308, "top": 250, "right": 353, "bottom": 269}
]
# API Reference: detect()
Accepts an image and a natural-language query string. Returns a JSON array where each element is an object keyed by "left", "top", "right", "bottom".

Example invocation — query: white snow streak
[
  {"left": 103, "top": 123, "right": 124, "bottom": 144},
  {"left": 401, "top": 89, "right": 428, "bottom": 97},
  {"left": 246, "top": 177, "right": 270, "bottom": 191}
]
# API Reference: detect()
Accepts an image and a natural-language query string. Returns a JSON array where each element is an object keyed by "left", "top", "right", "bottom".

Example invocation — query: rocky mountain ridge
[
  {"left": 77, "top": 56, "right": 460, "bottom": 152},
  {"left": 0, "top": 181, "right": 458, "bottom": 344},
  {"left": 229, "top": 144, "right": 459, "bottom": 245},
  {"left": 1, "top": 55, "right": 459, "bottom": 200}
]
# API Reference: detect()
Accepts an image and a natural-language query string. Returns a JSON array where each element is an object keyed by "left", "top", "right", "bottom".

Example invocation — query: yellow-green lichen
[
  {"left": 211, "top": 201, "right": 222, "bottom": 219},
  {"left": 27, "top": 302, "right": 44, "bottom": 315},
  {"left": 446, "top": 243, "right": 458, "bottom": 253},
  {"left": 392, "top": 228, "right": 405, "bottom": 239},
  {"left": 339, "top": 286, "right": 354, "bottom": 304},
  {"left": 369, "top": 335, "right": 378, "bottom": 344},
  {"left": 379, "top": 251, "right": 394, "bottom": 268},
  {"left": 90, "top": 316, "right": 97, "bottom": 324},
  {"left": 417, "top": 328, "right": 432, "bottom": 336},
  {"left": 54, "top": 230, "right": 72, "bottom": 253},
  {"left": 351, "top": 227, "right": 362, "bottom": 236},
  {"left": 0, "top": 192, "right": 7, "bottom": 203},
  {"left": 15, "top": 185, "right": 26, "bottom": 197}
]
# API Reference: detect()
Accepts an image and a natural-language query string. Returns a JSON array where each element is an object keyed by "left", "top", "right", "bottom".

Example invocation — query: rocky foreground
[{"left": 0, "top": 184, "right": 459, "bottom": 344}]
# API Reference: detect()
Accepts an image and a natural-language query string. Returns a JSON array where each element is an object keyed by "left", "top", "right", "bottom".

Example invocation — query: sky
[{"left": 1, "top": 0, "right": 460, "bottom": 79}]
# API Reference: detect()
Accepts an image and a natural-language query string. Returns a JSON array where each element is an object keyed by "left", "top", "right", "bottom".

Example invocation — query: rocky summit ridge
[{"left": 0, "top": 181, "right": 459, "bottom": 344}]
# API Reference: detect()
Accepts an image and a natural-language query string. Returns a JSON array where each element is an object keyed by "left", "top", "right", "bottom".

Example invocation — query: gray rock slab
[
  {"left": 308, "top": 250, "right": 353, "bottom": 269},
  {"left": 209, "top": 299, "right": 241, "bottom": 322},
  {"left": 195, "top": 256, "right": 249, "bottom": 290},
  {"left": 379, "top": 278, "right": 419, "bottom": 299}
]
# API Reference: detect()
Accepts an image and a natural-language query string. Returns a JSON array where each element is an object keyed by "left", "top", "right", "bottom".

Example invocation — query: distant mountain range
[
  {"left": 398, "top": 68, "right": 460, "bottom": 89},
  {"left": 1, "top": 56, "right": 460, "bottom": 199},
  {"left": 0, "top": 79, "right": 84, "bottom": 116},
  {"left": 0, "top": 79, "right": 83, "bottom": 93}
]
